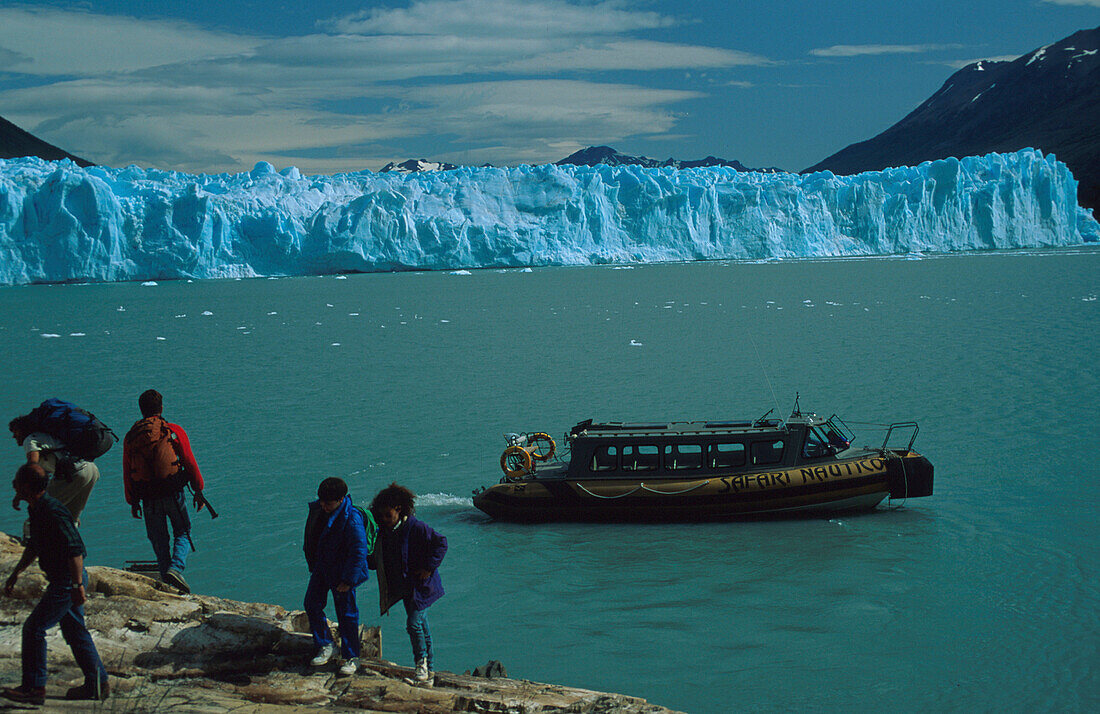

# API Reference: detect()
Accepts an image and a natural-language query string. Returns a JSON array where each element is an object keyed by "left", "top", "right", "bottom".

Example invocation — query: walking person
[
  {"left": 122, "top": 389, "right": 205, "bottom": 594},
  {"left": 303, "top": 477, "right": 371, "bottom": 676},
  {"left": 2, "top": 463, "right": 109, "bottom": 704},
  {"left": 370, "top": 483, "right": 447, "bottom": 685},
  {"left": 8, "top": 397, "right": 113, "bottom": 526}
]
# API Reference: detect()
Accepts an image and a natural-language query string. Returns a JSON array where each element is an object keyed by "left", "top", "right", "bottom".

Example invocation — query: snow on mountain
[
  {"left": 0, "top": 149, "right": 1095, "bottom": 285},
  {"left": 379, "top": 158, "right": 460, "bottom": 173}
]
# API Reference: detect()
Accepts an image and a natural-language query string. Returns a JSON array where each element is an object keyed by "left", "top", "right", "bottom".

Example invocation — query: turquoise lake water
[{"left": 1, "top": 250, "right": 1097, "bottom": 712}]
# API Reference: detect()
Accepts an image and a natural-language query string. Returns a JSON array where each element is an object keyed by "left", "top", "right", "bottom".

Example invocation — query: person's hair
[
  {"left": 371, "top": 482, "right": 416, "bottom": 517},
  {"left": 8, "top": 414, "right": 34, "bottom": 436},
  {"left": 317, "top": 477, "right": 348, "bottom": 502},
  {"left": 15, "top": 463, "right": 48, "bottom": 494},
  {"left": 138, "top": 389, "right": 163, "bottom": 418}
]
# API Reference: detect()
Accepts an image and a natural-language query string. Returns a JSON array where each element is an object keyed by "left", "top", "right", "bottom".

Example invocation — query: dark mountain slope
[
  {"left": 805, "top": 27, "right": 1100, "bottom": 210},
  {"left": 0, "top": 115, "right": 92, "bottom": 166}
]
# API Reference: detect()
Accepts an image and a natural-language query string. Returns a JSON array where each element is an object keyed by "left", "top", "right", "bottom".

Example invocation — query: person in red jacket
[{"left": 122, "top": 390, "right": 205, "bottom": 594}]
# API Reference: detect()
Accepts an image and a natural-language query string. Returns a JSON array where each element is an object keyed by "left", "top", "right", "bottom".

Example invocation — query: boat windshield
[{"left": 802, "top": 416, "right": 855, "bottom": 458}]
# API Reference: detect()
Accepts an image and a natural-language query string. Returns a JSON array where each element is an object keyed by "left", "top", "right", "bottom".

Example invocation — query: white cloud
[
  {"left": 503, "top": 40, "right": 770, "bottom": 72},
  {"left": 0, "top": 1, "right": 773, "bottom": 173},
  {"left": 939, "top": 55, "right": 1021, "bottom": 69},
  {"left": 0, "top": 7, "right": 261, "bottom": 75},
  {"left": 326, "top": 0, "right": 675, "bottom": 38},
  {"left": 810, "top": 44, "right": 958, "bottom": 58},
  {"left": 1040, "top": 0, "right": 1100, "bottom": 6}
]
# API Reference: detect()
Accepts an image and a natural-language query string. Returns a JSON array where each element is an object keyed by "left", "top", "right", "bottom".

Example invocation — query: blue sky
[{"left": 0, "top": 0, "right": 1097, "bottom": 174}]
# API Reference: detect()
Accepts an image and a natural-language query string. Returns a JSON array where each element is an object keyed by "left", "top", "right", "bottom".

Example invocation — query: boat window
[
  {"left": 823, "top": 421, "right": 852, "bottom": 450},
  {"left": 591, "top": 445, "right": 619, "bottom": 472},
  {"left": 709, "top": 442, "right": 746, "bottom": 469},
  {"left": 623, "top": 444, "right": 659, "bottom": 471},
  {"left": 664, "top": 444, "right": 702, "bottom": 470},
  {"left": 802, "top": 427, "right": 833, "bottom": 459},
  {"left": 752, "top": 439, "right": 785, "bottom": 465}
]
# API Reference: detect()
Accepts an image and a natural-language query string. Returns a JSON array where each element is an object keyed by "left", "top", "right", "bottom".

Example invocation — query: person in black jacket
[{"left": 2, "top": 463, "right": 108, "bottom": 704}]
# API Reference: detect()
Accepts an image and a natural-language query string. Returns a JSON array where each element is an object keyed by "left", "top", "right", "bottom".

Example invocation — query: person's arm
[
  {"left": 122, "top": 439, "right": 141, "bottom": 517},
  {"left": 338, "top": 506, "right": 371, "bottom": 591},
  {"left": 168, "top": 424, "right": 204, "bottom": 491},
  {"left": 413, "top": 523, "right": 447, "bottom": 582},
  {"left": 3, "top": 543, "right": 39, "bottom": 596},
  {"left": 68, "top": 555, "right": 86, "bottom": 605}
]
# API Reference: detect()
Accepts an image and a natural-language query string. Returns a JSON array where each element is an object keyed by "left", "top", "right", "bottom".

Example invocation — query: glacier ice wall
[{"left": 0, "top": 148, "right": 1095, "bottom": 285}]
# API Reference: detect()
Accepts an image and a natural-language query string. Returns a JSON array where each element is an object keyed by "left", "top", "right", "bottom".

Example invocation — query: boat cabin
[{"left": 562, "top": 412, "right": 856, "bottom": 480}]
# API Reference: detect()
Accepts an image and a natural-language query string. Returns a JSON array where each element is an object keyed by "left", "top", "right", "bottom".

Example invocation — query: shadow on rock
[{"left": 133, "top": 612, "right": 311, "bottom": 675}]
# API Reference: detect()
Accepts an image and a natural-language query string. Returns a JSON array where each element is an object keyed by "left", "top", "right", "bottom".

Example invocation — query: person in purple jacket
[
  {"left": 369, "top": 483, "right": 447, "bottom": 685},
  {"left": 303, "top": 477, "right": 370, "bottom": 676}
]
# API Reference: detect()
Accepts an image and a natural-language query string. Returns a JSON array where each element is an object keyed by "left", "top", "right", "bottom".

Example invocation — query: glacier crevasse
[{"left": 0, "top": 148, "right": 1095, "bottom": 285}]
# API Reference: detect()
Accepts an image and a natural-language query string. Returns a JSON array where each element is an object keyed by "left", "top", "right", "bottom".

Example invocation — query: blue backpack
[{"left": 27, "top": 398, "right": 117, "bottom": 462}]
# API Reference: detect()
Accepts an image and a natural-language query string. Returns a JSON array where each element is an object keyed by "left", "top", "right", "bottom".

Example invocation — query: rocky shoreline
[{"left": 0, "top": 533, "right": 679, "bottom": 712}]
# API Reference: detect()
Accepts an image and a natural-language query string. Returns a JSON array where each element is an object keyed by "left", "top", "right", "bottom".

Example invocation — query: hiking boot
[
  {"left": 164, "top": 568, "right": 190, "bottom": 594},
  {"left": 310, "top": 644, "right": 335, "bottom": 667},
  {"left": 2, "top": 685, "right": 45, "bottom": 705},
  {"left": 66, "top": 678, "right": 110, "bottom": 701},
  {"left": 338, "top": 657, "right": 359, "bottom": 676}
]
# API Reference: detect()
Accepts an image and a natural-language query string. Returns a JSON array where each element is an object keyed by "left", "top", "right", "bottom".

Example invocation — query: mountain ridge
[
  {"left": 0, "top": 115, "right": 92, "bottom": 167},
  {"left": 804, "top": 26, "right": 1100, "bottom": 210}
]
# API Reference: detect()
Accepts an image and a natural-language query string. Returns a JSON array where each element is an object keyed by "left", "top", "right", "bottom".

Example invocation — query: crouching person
[
  {"left": 370, "top": 483, "right": 447, "bottom": 685},
  {"left": 303, "top": 477, "right": 369, "bottom": 676},
  {"left": 2, "top": 464, "right": 108, "bottom": 705}
]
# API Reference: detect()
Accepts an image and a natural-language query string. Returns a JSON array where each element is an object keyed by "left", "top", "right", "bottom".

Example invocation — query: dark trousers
[
  {"left": 304, "top": 571, "right": 360, "bottom": 659},
  {"left": 143, "top": 490, "right": 191, "bottom": 578},
  {"left": 22, "top": 571, "right": 106, "bottom": 688}
]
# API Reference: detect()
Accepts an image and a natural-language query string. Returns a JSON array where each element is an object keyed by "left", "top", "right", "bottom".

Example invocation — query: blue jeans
[
  {"left": 304, "top": 571, "right": 360, "bottom": 659},
  {"left": 22, "top": 571, "right": 106, "bottom": 688},
  {"left": 143, "top": 491, "right": 191, "bottom": 578},
  {"left": 404, "top": 597, "right": 433, "bottom": 669}
]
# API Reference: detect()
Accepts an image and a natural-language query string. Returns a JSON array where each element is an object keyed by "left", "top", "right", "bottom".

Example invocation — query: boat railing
[{"left": 881, "top": 422, "right": 919, "bottom": 453}]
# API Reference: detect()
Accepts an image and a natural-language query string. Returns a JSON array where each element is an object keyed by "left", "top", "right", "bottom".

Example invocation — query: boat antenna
[
  {"left": 792, "top": 392, "right": 801, "bottom": 417},
  {"left": 748, "top": 334, "right": 782, "bottom": 418}
]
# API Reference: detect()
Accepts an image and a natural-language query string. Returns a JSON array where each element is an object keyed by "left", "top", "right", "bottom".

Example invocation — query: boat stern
[{"left": 886, "top": 451, "right": 934, "bottom": 498}]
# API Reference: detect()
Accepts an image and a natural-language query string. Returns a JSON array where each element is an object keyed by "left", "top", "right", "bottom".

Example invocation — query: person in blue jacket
[
  {"left": 303, "top": 477, "right": 369, "bottom": 676},
  {"left": 369, "top": 483, "right": 447, "bottom": 685}
]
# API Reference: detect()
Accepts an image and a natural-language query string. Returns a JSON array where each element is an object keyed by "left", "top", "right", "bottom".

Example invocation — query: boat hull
[{"left": 473, "top": 451, "right": 932, "bottom": 522}]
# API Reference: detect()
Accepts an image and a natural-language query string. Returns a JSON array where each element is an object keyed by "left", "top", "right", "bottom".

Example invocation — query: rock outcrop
[{"left": 0, "top": 533, "right": 678, "bottom": 712}]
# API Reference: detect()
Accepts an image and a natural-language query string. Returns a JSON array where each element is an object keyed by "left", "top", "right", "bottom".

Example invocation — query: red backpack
[{"left": 125, "top": 416, "right": 181, "bottom": 484}]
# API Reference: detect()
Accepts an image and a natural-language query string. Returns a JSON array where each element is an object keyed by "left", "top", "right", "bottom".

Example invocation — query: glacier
[{"left": 0, "top": 148, "right": 1095, "bottom": 285}]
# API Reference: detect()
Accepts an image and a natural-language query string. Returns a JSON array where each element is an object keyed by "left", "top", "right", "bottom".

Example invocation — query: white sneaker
[
  {"left": 339, "top": 658, "right": 359, "bottom": 676},
  {"left": 310, "top": 644, "right": 334, "bottom": 666},
  {"left": 414, "top": 659, "right": 432, "bottom": 684}
]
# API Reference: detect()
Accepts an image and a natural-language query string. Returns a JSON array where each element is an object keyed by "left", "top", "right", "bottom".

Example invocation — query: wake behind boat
[{"left": 472, "top": 400, "right": 933, "bottom": 522}]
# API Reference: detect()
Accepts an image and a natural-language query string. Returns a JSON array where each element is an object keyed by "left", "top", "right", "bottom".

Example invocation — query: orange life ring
[
  {"left": 500, "top": 445, "right": 533, "bottom": 480},
  {"left": 527, "top": 432, "right": 556, "bottom": 462}
]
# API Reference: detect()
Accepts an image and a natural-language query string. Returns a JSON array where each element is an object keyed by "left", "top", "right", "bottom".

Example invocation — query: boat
[{"left": 472, "top": 399, "right": 933, "bottom": 522}]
